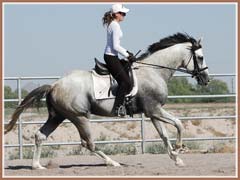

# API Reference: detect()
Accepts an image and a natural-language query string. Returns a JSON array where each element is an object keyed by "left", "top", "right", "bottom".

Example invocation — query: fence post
[
  {"left": 141, "top": 113, "right": 145, "bottom": 154},
  {"left": 17, "top": 78, "right": 23, "bottom": 159}
]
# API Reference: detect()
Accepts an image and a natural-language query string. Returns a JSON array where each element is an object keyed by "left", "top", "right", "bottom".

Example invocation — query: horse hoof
[
  {"left": 175, "top": 158, "right": 185, "bottom": 167},
  {"left": 174, "top": 145, "right": 189, "bottom": 154},
  {"left": 32, "top": 164, "right": 47, "bottom": 170},
  {"left": 106, "top": 160, "right": 121, "bottom": 167}
]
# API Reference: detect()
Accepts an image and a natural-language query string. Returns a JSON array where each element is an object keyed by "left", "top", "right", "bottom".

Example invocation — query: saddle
[
  {"left": 92, "top": 58, "right": 138, "bottom": 117},
  {"left": 94, "top": 58, "right": 110, "bottom": 75},
  {"left": 94, "top": 58, "right": 137, "bottom": 95}
]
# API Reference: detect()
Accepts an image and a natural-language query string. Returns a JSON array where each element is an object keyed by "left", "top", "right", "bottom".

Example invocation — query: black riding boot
[{"left": 114, "top": 86, "right": 127, "bottom": 117}]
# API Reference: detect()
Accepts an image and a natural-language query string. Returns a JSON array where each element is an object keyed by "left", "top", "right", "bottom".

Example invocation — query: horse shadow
[
  {"left": 5, "top": 165, "right": 32, "bottom": 170},
  {"left": 60, "top": 163, "right": 128, "bottom": 169},
  {"left": 59, "top": 163, "right": 106, "bottom": 168},
  {"left": 5, "top": 163, "right": 129, "bottom": 170}
]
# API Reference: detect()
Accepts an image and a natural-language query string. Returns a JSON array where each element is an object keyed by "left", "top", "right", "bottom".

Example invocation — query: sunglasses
[{"left": 119, "top": 12, "right": 126, "bottom": 17}]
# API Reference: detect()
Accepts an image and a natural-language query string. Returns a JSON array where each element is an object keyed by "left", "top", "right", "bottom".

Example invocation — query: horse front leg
[
  {"left": 158, "top": 108, "right": 184, "bottom": 150},
  {"left": 151, "top": 118, "right": 185, "bottom": 167}
]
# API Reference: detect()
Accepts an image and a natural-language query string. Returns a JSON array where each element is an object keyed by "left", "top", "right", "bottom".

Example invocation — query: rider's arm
[{"left": 112, "top": 22, "right": 129, "bottom": 58}]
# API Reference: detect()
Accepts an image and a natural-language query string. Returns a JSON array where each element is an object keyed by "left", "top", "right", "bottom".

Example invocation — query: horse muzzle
[{"left": 195, "top": 72, "right": 210, "bottom": 86}]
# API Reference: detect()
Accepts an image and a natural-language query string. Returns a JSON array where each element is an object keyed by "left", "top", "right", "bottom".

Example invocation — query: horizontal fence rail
[
  {"left": 3, "top": 74, "right": 237, "bottom": 159},
  {"left": 4, "top": 115, "right": 237, "bottom": 125}
]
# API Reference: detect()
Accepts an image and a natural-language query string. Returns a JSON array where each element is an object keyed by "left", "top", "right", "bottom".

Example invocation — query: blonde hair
[{"left": 102, "top": 10, "right": 115, "bottom": 27}]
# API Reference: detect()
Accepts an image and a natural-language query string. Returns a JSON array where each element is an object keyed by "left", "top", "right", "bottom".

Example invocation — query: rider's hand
[{"left": 127, "top": 51, "right": 137, "bottom": 63}]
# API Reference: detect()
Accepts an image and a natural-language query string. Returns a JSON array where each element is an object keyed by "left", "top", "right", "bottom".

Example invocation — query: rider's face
[{"left": 115, "top": 12, "right": 126, "bottom": 22}]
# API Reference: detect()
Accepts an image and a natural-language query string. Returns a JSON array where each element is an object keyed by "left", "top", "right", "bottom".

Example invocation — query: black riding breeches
[{"left": 104, "top": 54, "right": 132, "bottom": 106}]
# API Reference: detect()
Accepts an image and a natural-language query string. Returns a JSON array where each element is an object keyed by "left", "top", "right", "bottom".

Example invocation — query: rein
[
  {"left": 135, "top": 49, "right": 208, "bottom": 78},
  {"left": 135, "top": 61, "right": 194, "bottom": 75}
]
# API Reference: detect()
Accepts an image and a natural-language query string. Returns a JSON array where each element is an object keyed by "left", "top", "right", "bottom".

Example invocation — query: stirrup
[
  {"left": 125, "top": 97, "right": 134, "bottom": 117},
  {"left": 116, "top": 105, "right": 126, "bottom": 117},
  {"left": 125, "top": 96, "right": 133, "bottom": 104}
]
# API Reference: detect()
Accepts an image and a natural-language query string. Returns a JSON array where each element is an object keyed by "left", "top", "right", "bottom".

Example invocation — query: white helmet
[{"left": 111, "top": 3, "right": 129, "bottom": 14}]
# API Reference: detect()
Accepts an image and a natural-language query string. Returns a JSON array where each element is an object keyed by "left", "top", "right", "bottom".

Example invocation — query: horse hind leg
[
  {"left": 32, "top": 113, "right": 65, "bottom": 169},
  {"left": 70, "top": 116, "right": 121, "bottom": 167}
]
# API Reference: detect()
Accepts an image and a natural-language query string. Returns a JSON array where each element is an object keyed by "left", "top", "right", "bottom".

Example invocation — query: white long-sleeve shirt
[{"left": 104, "top": 20, "right": 129, "bottom": 58}]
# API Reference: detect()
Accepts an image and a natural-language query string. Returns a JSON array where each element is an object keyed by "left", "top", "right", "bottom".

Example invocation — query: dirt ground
[{"left": 4, "top": 153, "right": 236, "bottom": 177}]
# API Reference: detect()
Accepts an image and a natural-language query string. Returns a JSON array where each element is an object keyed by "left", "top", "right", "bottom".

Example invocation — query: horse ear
[{"left": 198, "top": 37, "right": 203, "bottom": 44}]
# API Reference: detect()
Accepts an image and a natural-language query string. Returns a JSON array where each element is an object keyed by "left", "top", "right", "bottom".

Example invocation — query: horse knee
[
  {"left": 175, "top": 119, "right": 183, "bottom": 131},
  {"left": 35, "top": 130, "right": 47, "bottom": 145}
]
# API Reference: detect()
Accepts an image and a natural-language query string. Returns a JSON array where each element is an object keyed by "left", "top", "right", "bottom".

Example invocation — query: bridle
[
  {"left": 183, "top": 47, "right": 208, "bottom": 77},
  {"left": 135, "top": 46, "right": 208, "bottom": 78}
]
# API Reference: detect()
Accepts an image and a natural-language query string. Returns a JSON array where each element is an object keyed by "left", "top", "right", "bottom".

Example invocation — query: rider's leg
[{"left": 104, "top": 54, "right": 132, "bottom": 116}]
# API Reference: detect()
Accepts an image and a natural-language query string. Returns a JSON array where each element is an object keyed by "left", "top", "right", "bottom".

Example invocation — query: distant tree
[
  {"left": 168, "top": 77, "right": 195, "bottom": 103},
  {"left": 168, "top": 77, "right": 232, "bottom": 103},
  {"left": 4, "top": 86, "right": 31, "bottom": 108},
  {"left": 4, "top": 86, "right": 16, "bottom": 99},
  {"left": 14, "top": 89, "right": 29, "bottom": 98},
  {"left": 194, "top": 79, "right": 231, "bottom": 102},
  {"left": 4, "top": 86, "right": 17, "bottom": 108},
  {"left": 195, "top": 79, "right": 229, "bottom": 95},
  {"left": 168, "top": 77, "right": 195, "bottom": 95}
]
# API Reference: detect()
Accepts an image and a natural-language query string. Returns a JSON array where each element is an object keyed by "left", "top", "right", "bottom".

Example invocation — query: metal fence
[{"left": 3, "top": 74, "right": 237, "bottom": 159}]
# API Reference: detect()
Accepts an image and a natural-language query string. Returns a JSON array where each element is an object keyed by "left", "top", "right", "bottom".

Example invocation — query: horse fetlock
[
  {"left": 81, "top": 139, "right": 87, "bottom": 148},
  {"left": 35, "top": 130, "right": 47, "bottom": 144},
  {"left": 173, "top": 144, "right": 182, "bottom": 151},
  {"left": 179, "top": 145, "right": 189, "bottom": 154},
  {"left": 174, "top": 144, "right": 189, "bottom": 154},
  {"left": 87, "top": 142, "right": 95, "bottom": 151}
]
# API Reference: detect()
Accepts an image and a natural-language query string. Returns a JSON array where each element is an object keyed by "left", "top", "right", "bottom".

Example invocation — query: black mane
[{"left": 138, "top": 33, "right": 200, "bottom": 60}]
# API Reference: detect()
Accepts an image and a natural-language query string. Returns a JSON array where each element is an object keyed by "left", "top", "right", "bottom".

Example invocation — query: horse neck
[{"left": 141, "top": 43, "right": 191, "bottom": 82}]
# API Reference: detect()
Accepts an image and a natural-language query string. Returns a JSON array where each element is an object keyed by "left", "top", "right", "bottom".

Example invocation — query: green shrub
[
  {"left": 145, "top": 143, "right": 167, "bottom": 154},
  {"left": 95, "top": 144, "right": 137, "bottom": 155}
]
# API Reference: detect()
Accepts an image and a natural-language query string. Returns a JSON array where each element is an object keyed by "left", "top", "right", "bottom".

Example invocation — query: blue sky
[{"left": 4, "top": 3, "right": 237, "bottom": 78}]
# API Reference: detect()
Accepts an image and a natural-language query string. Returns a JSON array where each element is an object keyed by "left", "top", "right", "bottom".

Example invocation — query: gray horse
[{"left": 5, "top": 33, "right": 209, "bottom": 169}]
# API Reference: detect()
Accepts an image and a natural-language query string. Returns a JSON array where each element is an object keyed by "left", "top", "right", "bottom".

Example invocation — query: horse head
[
  {"left": 136, "top": 33, "right": 210, "bottom": 86},
  {"left": 183, "top": 37, "right": 210, "bottom": 86}
]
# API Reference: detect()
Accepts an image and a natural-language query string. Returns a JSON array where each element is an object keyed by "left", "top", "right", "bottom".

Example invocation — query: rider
[{"left": 102, "top": 4, "right": 137, "bottom": 116}]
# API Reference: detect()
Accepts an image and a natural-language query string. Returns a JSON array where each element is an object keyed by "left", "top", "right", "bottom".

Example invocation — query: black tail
[{"left": 4, "top": 85, "right": 52, "bottom": 134}]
